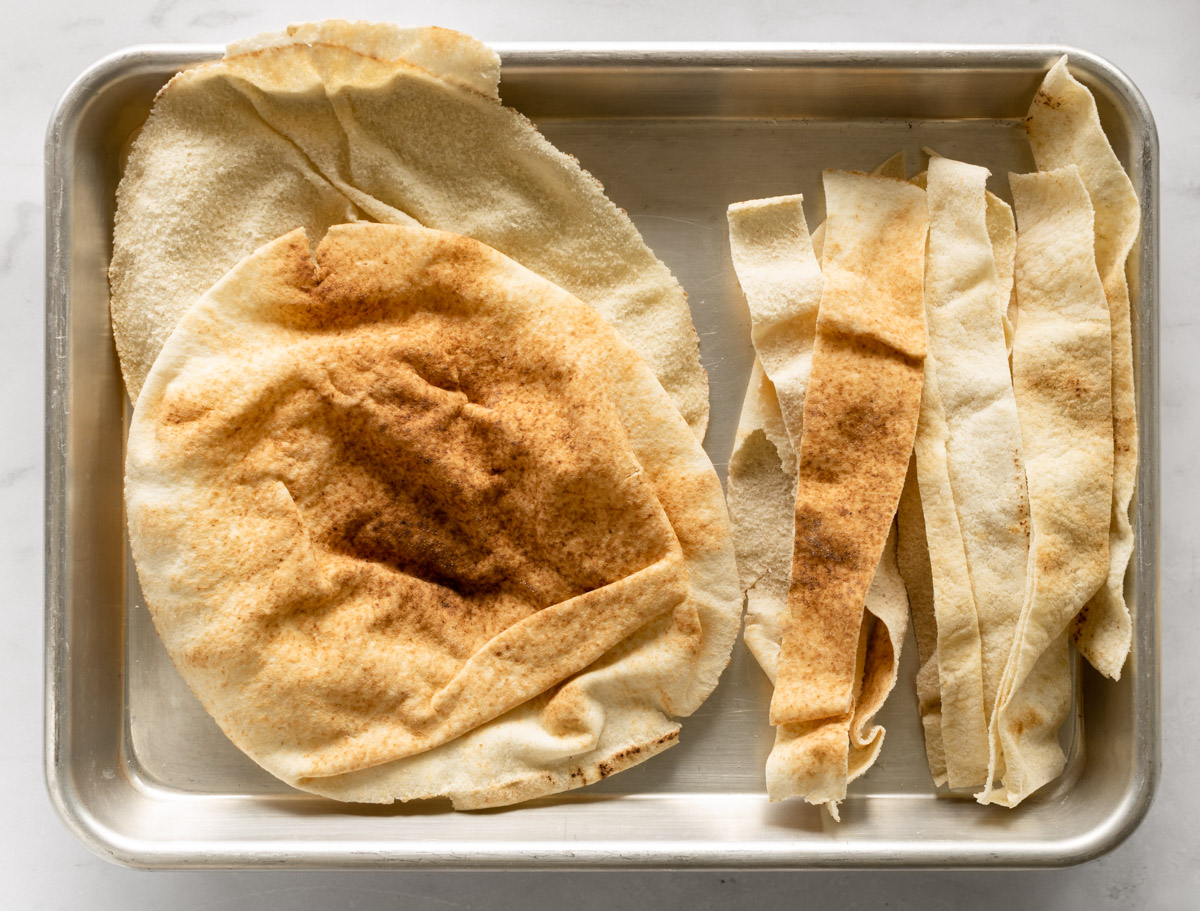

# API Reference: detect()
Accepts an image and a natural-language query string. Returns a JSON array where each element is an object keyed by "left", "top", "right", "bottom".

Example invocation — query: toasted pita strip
[
  {"left": 809, "top": 152, "right": 905, "bottom": 261},
  {"left": 1027, "top": 57, "right": 1140, "bottom": 679},
  {"left": 769, "top": 170, "right": 926, "bottom": 727},
  {"left": 728, "top": 165, "right": 912, "bottom": 814},
  {"left": 730, "top": 371, "right": 912, "bottom": 815},
  {"left": 847, "top": 526, "right": 909, "bottom": 770},
  {"left": 765, "top": 527, "right": 907, "bottom": 818},
  {"left": 979, "top": 166, "right": 1113, "bottom": 806}
]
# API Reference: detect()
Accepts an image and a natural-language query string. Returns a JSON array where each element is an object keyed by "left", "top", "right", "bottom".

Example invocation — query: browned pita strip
[{"left": 770, "top": 170, "right": 927, "bottom": 726}]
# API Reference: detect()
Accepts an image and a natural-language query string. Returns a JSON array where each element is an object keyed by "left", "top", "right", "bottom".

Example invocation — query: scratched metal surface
[{"left": 45, "top": 45, "right": 1159, "bottom": 868}]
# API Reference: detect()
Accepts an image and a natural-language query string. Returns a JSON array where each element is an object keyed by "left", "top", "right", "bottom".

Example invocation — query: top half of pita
[{"left": 111, "top": 20, "right": 709, "bottom": 436}]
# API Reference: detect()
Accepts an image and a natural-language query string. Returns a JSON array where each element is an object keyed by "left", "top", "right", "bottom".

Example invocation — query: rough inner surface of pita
[{"left": 124, "top": 223, "right": 740, "bottom": 804}]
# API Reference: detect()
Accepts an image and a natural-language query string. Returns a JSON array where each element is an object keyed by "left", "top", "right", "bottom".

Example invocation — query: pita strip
[
  {"left": 770, "top": 170, "right": 926, "bottom": 726},
  {"left": 728, "top": 195, "right": 823, "bottom": 443},
  {"left": 1026, "top": 57, "right": 1140, "bottom": 679},
  {"left": 809, "top": 151, "right": 905, "bottom": 261},
  {"left": 985, "top": 192, "right": 1018, "bottom": 356},
  {"left": 917, "top": 155, "right": 1029, "bottom": 787},
  {"left": 896, "top": 459, "right": 948, "bottom": 785},
  {"left": 979, "top": 166, "right": 1113, "bottom": 805}
]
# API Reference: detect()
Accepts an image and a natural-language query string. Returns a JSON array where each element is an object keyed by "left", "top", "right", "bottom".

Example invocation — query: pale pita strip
[
  {"left": 728, "top": 362, "right": 795, "bottom": 679},
  {"left": 979, "top": 166, "right": 1113, "bottom": 806},
  {"left": 985, "top": 192, "right": 1018, "bottom": 356},
  {"left": 727, "top": 195, "right": 823, "bottom": 443},
  {"left": 895, "top": 459, "right": 948, "bottom": 785},
  {"left": 1027, "top": 57, "right": 1140, "bottom": 680},
  {"left": 770, "top": 170, "right": 926, "bottom": 726},
  {"left": 901, "top": 337, "right": 989, "bottom": 788},
  {"left": 922, "top": 155, "right": 1028, "bottom": 787}
]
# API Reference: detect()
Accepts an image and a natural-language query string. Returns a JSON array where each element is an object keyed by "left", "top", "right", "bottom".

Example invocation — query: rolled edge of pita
[
  {"left": 978, "top": 165, "right": 1113, "bottom": 806},
  {"left": 985, "top": 192, "right": 1018, "bottom": 358},
  {"left": 1027, "top": 55, "right": 1140, "bottom": 681}
]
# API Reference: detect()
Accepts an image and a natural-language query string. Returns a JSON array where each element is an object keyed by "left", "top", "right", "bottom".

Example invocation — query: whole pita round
[
  {"left": 124, "top": 223, "right": 739, "bottom": 807},
  {"left": 110, "top": 21, "right": 709, "bottom": 436}
]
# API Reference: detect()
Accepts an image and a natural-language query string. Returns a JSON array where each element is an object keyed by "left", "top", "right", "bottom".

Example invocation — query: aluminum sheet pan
[{"left": 45, "top": 43, "right": 1160, "bottom": 869}]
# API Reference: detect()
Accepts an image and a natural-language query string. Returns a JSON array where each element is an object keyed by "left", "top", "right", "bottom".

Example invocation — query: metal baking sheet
[{"left": 45, "top": 44, "right": 1160, "bottom": 869}]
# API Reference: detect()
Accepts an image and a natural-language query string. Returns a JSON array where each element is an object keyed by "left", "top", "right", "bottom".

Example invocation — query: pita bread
[
  {"left": 979, "top": 166, "right": 1113, "bottom": 806},
  {"left": 125, "top": 223, "right": 740, "bottom": 806},
  {"left": 726, "top": 163, "right": 918, "bottom": 814},
  {"left": 227, "top": 21, "right": 502, "bottom": 97},
  {"left": 898, "top": 339, "right": 989, "bottom": 789},
  {"left": 771, "top": 170, "right": 926, "bottom": 727},
  {"left": 1026, "top": 57, "right": 1140, "bottom": 680},
  {"left": 910, "top": 154, "right": 1029, "bottom": 789},
  {"left": 111, "top": 21, "right": 709, "bottom": 436},
  {"left": 808, "top": 151, "right": 906, "bottom": 260},
  {"left": 895, "top": 461, "right": 948, "bottom": 785}
]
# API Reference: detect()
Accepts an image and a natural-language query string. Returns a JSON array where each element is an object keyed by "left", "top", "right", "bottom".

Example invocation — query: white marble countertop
[{"left": 7, "top": 0, "right": 1197, "bottom": 906}]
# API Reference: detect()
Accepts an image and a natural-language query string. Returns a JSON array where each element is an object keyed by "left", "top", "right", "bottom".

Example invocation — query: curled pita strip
[
  {"left": 1026, "top": 57, "right": 1140, "bottom": 680},
  {"left": 979, "top": 166, "right": 1113, "bottom": 806},
  {"left": 766, "top": 530, "right": 907, "bottom": 819}
]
